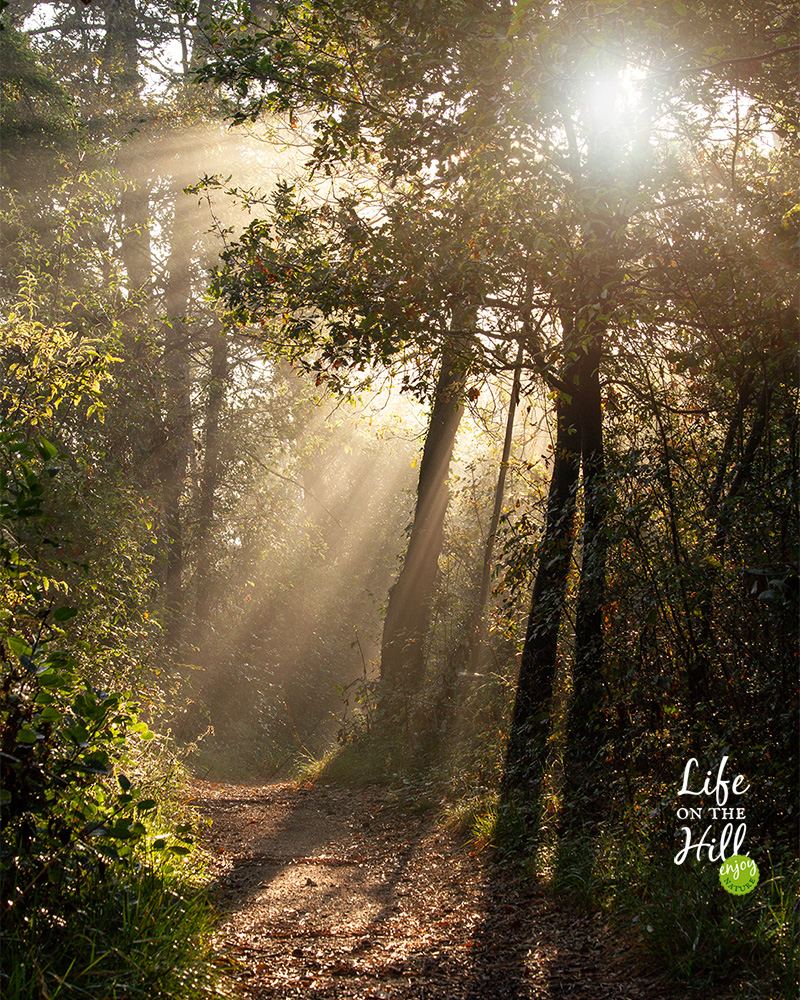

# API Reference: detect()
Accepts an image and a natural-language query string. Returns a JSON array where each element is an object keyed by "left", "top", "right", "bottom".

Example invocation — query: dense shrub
[{"left": 0, "top": 432, "right": 225, "bottom": 999}]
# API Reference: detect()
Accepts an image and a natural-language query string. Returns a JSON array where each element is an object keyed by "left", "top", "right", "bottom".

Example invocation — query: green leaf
[
  {"left": 106, "top": 818, "right": 146, "bottom": 840},
  {"left": 38, "top": 670, "right": 68, "bottom": 687},
  {"left": 168, "top": 843, "right": 193, "bottom": 856},
  {"left": 80, "top": 753, "right": 111, "bottom": 774},
  {"left": 35, "top": 438, "right": 58, "bottom": 460},
  {"left": 7, "top": 635, "right": 32, "bottom": 657},
  {"left": 64, "top": 723, "right": 90, "bottom": 746},
  {"left": 53, "top": 606, "right": 79, "bottom": 622}
]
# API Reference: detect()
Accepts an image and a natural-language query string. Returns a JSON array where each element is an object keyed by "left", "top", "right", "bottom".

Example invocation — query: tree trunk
[
  {"left": 503, "top": 349, "right": 582, "bottom": 797},
  {"left": 554, "top": 170, "right": 621, "bottom": 820},
  {"left": 425, "top": 342, "right": 523, "bottom": 755},
  {"left": 103, "top": 0, "right": 150, "bottom": 301},
  {"left": 379, "top": 342, "right": 467, "bottom": 706},
  {"left": 194, "top": 320, "right": 227, "bottom": 626},
  {"left": 100, "top": 0, "right": 141, "bottom": 102},
  {"left": 466, "top": 341, "right": 524, "bottom": 672},
  {"left": 706, "top": 371, "right": 754, "bottom": 521},
  {"left": 690, "top": 372, "right": 772, "bottom": 710},
  {"left": 563, "top": 333, "right": 607, "bottom": 824},
  {"left": 159, "top": 178, "right": 196, "bottom": 648},
  {"left": 713, "top": 378, "right": 771, "bottom": 549}
]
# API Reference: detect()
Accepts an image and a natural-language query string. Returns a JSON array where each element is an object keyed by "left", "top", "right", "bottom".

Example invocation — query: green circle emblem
[{"left": 719, "top": 855, "right": 759, "bottom": 895}]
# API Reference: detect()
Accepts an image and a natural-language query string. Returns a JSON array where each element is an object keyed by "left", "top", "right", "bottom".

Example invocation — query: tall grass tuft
[{"left": 2, "top": 853, "right": 230, "bottom": 1000}]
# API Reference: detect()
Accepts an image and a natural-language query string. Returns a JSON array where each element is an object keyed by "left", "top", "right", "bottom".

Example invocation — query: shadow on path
[{"left": 192, "top": 780, "right": 671, "bottom": 999}]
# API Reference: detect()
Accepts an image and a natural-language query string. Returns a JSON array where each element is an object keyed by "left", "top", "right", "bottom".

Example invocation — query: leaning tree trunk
[
  {"left": 379, "top": 342, "right": 467, "bottom": 709},
  {"left": 466, "top": 340, "right": 524, "bottom": 672},
  {"left": 426, "top": 342, "right": 523, "bottom": 755}
]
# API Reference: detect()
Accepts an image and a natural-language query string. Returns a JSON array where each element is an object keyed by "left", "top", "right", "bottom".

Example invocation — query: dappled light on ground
[{"left": 193, "top": 781, "right": 670, "bottom": 999}]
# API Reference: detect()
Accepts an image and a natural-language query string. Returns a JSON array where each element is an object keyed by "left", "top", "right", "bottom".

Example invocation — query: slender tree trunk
[
  {"left": 684, "top": 366, "right": 759, "bottom": 714},
  {"left": 159, "top": 178, "right": 195, "bottom": 648},
  {"left": 118, "top": 177, "right": 151, "bottom": 300},
  {"left": 466, "top": 341, "right": 524, "bottom": 672},
  {"left": 426, "top": 342, "right": 523, "bottom": 754},
  {"left": 379, "top": 341, "right": 467, "bottom": 705},
  {"left": 706, "top": 371, "right": 754, "bottom": 521},
  {"left": 103, "top": 0, "right": 150, "bottom": 302},
  {"left": 574, "top": 340, "right": 606, "bottom": 689},
  {"left": 503, "top": 349, "right": 582, "bottom": 797},
  {"left": 714, "top": 377, "right": 771, "bottom": 548},
  {"left": 194, "top": 320, "right": 227, "bottom": 626},
  {"left": 688, "top": 372, "right": 772, "bottom": 711},
  {"left": 100, "top": 0, "right": 140, "bottom": 101}
]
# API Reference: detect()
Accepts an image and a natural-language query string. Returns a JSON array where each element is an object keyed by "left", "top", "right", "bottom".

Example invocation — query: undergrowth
[
  {"left": 0, "top": 433, "right": 230, "bottom": 999},
  {"left": 3, "top": 855, "right": 226, "bottom": 1000},
  {"left": 549, "top": 833, "right": 799, "bottom": 1000},
  {"left": 1, "top": 716, "right": 231, "bottom": 1000},
  {"left": 295, "top": 735, "right": 395, "bottom": 787}
]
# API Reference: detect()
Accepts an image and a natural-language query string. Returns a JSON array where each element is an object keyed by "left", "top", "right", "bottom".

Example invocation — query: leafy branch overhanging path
[{"left": 193, "top": 781, "right": 672, "bottom": 999}]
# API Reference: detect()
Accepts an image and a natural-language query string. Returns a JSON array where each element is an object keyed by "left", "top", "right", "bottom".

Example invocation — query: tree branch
[{"left": 661, "top": 43, "right": 800, "bottom": 79}]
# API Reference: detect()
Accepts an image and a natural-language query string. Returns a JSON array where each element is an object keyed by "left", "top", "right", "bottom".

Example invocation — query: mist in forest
[
  {"left": 2, "top": 7, "right": 797, "bottom": 997},
  {"left": 182, "top": 382, "right": 423, "bottom": 766}
]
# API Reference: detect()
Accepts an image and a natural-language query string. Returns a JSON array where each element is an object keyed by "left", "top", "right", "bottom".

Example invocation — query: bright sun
[{"left": 582, "top": 65, "right": 648, "bottom": 135}]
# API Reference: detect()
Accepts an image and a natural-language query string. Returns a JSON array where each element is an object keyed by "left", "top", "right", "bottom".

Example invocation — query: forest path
[{"left": 190, "top": 780, "right": 672, "bottom": 1000}]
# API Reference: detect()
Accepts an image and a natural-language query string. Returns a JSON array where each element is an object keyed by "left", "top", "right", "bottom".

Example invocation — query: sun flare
[{"left": 581, "top": 63, "right": 649, "bottom": 134}]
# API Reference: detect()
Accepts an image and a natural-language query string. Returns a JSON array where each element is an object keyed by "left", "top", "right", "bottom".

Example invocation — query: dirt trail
[{"left": 191, "top": 780, "right": 673, "bottom": 999}]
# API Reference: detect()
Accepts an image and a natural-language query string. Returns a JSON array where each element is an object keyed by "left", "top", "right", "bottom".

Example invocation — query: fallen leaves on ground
[{"left": 191, "top": 780, "right": 673, "bottom": 1000}]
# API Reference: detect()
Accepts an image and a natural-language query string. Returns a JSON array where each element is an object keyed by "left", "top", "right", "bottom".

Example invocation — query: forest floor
[{"left": 190, "top": 779, "right": 676, "bottom": 1000}]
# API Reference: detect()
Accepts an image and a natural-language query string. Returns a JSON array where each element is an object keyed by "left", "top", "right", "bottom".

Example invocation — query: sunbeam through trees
[{"left": 1, "top": 2, "right": 797, "bottom": 998}]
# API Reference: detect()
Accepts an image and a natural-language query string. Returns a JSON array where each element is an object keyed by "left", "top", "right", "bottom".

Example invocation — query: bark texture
[
  {"left": 503, "top": 350, "right": 582, "bottom": 796},
  {"left": 380, "top": 346, "right": 467, "bottom": 702}
]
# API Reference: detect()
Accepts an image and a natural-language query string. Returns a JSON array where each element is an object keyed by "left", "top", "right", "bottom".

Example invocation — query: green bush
[{"left": 0, "top": 433, "right": 227, "bottom": 998}]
